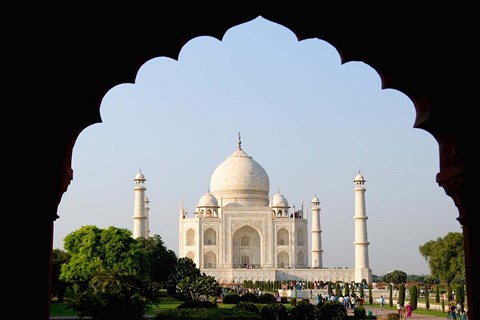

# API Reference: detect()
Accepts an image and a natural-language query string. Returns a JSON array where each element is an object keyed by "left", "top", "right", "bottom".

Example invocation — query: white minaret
[
  {"left": 311, "top": 195, "right": 323, "bottom": 268},
  {"left": 178, "top": 200, "right": 186, "bottom": 257},
  {"left": 145, "top": 196, "right": 150, "bottom": 238},
  {"left": 353, "top": 172, "right": 371, "bottom": 283},
  {"left": 132, "top": 169, "right": 147, "bottom": 239}
]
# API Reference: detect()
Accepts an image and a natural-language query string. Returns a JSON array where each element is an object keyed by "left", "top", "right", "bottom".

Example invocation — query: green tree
[
  {"left": 176, "top": 273, "right": 219, "bottom": 301},
  {"left": 60, "top": 225, "right": 150, "bottom": 289},
  {"left": 359, "top": 282, "right": 364, "bottom": 299},
  {"left": 67, "top": 268, "right": 161, "bottom": 320},
  {"left": 423, "top": 275, "right": 440, "bottom": 287},
  {"left": 398, "top": 283, "right": 405, "bottom": 306},
  {"left": 410, "top": 285, "right": 418, "bottom": 310},
  {"left": 166, "top": 257, "right": 202, "bottom": 298},
  {"left": 425, "top": 288, "right": 430, "bottom": 310},
  {"left": 51, "top": 248, "right": 71, "bottom": 302},
  {"left": 382, "top": 270, "right": 407, "bottom": 288},
  {"left": 388, "top": 284, "right": 393, "bottom": 307},
  {"left": 368, "top": 284, "right": 373, "bottom": 305},
  {"left": 136, "top": 234, "right": 177, "bottom": 286},
  {"left": 419, "top": 232, "right": 465, "bottom": 286},
  {"left": 327, "top": 282, "right": 333, "bottom": 296},
  {"left": 455, "top": 284, "right": 465, "bottom": 311},
  {"left": 335, "top": 282, "right": 341, "bottom": 296},
  {"left": 344, "top": 282, "right": 350, "bottom": 297}
]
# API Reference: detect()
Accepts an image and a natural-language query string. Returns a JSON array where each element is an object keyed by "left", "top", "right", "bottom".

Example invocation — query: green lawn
[
  {"left": 51, "top": 299, "right": 449, "bottom": 318},
  {"left": 50, "top": 302, "right": 77, "bottom": 316},
  {"left": 378, "top": 304, "right": 448, "bottom": 318}
]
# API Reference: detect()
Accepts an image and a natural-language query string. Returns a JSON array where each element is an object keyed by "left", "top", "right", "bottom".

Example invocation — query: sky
[{"left": 55, "top": 16, "right": 461, "bottom": 276}]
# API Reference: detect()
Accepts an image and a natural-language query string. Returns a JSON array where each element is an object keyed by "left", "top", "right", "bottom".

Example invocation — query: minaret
[
  {"left": 145, "top": 196, "right": 150, "bottom": 238},
  {"left": 132, "top": 169, "right": 147, "bottom": 239},
  {"left": 311, "top": 195, "right": 323, "bottom": 268},
  {"left": 179, "top": 200, "right": 186, "bottom": 257},
  {"left": 353, "top": 172, "right": 371, "bottom": 283}
]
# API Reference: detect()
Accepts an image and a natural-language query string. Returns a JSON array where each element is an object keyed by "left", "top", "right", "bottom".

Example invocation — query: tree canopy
[
  {"left": 60, "top": 225, "right": 150, "bottom": 286},
  {"left": 419, "top": 232, "right": 464, "bottom": 285},
  {"left": 51, "top": 248, "right": 71, "bottom": 301},
  {"left": 166, "top": 257, "right": 202, "bottom": 298},
  {"left": 58, "top": 225, "right": 177, "bottom": 319},
  {"left": 383, "top": 270, "right": 407, "bottom": 287},
  {"left": 136, "top": 234, "right": 177, "bottom": 286}
]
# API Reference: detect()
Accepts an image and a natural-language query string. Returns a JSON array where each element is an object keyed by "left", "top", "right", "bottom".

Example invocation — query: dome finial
[{"left": 237, "top": 132, "right": 242, "bottom": 150}]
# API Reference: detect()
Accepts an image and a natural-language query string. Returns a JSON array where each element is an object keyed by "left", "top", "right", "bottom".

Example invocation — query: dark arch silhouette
[{"left": 3, "top": 2, "right": 477, "bottom": 319}]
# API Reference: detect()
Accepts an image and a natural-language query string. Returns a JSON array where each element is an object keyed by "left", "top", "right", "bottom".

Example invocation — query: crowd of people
[{"left": 447, "top": 302, "right": 467, "bottom": 320}]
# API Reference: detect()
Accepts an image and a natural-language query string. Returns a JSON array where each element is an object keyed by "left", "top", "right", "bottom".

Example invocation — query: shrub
[
  {"left": 290, "top": 297, "right": 297, "bottom": 305},
  {"left": 386, "top": 312, "right": 400, "bottom": 320},
  {"left": 154, "top": 308, "right": 263, "bottom": 319},
  {"left": 223, "top": 293, "right": 241, "bottom": 304},
  {"left": 289, "top": 300, "right": 316, "bottom": 320},
  {"left": 233, "top": 301, "right": 260, "bottom": 314},
  {"left": 316, "top": 301, "right": 347, "bottom": 320},
  {"left": 260, "top": 303, "right": 288, "bottom": 320},
  {"left": 240, "top": 292, "right": 258, "bottom": 303},
  {"left": 176, "top": 299, "right": 218, "bottom": 309},
  {"left": 353, "top": 305, "right": 366, "bottom": 319},
  {"left": 259, "top": 292, "right": 277, "bottom": 304}
]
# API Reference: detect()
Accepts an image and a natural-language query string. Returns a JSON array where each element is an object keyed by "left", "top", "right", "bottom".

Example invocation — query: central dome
[{"left": 210, "top": 137, "right": 270, "bottom": 207}]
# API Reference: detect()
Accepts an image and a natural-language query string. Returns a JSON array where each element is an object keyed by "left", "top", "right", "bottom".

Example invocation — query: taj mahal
[{"left": 132, "top": 134, "right": 372, "bottom": 285}]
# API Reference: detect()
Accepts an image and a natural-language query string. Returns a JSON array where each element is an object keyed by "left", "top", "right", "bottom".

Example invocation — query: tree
[
  {"left": 51, "top": 248, "right": 71, "bottom": 302},
  {"left": 419, "top": 232, "right": 465, "bottom": 286},
  {"left": 388, "top": 284, "right": 393, "bottom": 307},
  {"left": 368, "top": 284, "right": 373, "bottom": 305},
  {"left": 327, "top": 282, "right": 333, "bottom": 296},
  {"left": 166, "top": 257, "right": 202, "bottom": 298},
  {"left": 382, "top": 270, "right": 407, "bottom": 288},
  {"left": 410, "top": 285, "right": 418, "bottom": 310},
  {"left": 359, "top": 282, "right": 364, "bottom": 299},
  {"left": 425, "top": 288, "right": 430, "bottom": 311},
  {"left": 335, "top": 282, "right": 341, "bottom": 297},
  {"left": 176, "top": 273, "right": 218, "bottom": 301},
  {"left": 422, "top": 275, "right": 440, "bottom": 289},
  {"left": 59, "top": 226, "right": 170, "bottom": 319},
  {"left": 398, "top": 283, "right": 406, "bottom": 306},
  {"left": 455, "top": 284, "right": 465, "bottom": 311},
  {"left": 67, "top": 268, "right": 162, "bottom": 320},
  {"left": 60, "top": 225, "right": 150, "bottom": 288},
  {"left": 136, "top": 234, "right": 177, "bottom": 286},
  {"left": 344, "top": 282, "right": 350, "bottom": 297}
]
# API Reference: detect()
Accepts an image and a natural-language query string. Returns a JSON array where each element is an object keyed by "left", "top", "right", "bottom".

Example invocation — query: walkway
[{"left": 354, "top": 306, "right": 446, "bottom": 319}]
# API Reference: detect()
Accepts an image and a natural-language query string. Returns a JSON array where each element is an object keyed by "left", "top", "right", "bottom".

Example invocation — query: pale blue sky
[{"left": 56, "top": 16, "right": 461, "bottom": 276}]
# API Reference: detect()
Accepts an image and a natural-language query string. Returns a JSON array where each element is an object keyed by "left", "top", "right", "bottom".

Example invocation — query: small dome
[
  {"left": 272, "top": 191, "right": 289, "bottom": 207},
  {"left": 135, "top": 170, "right": 145, "bottom": 180},
  {"left": 311, "top": 195, "right": 320, "bottom": 203},
  {"left": 197, "top": 191, "right": 218, "bottom": 207},
  {"left": 354, "top": 172, "right": 365, "bottom": 182}
]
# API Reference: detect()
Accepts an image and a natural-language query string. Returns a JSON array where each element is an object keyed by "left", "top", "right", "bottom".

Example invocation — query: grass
[
  {"left": 51, "top": 299, "right": 449, "bottom": 318},
  {"left": 50, "top": 301, "right": 77, "bottom": 316},
  {"left": 375, "top": 304, "right": 448, "bottom": 318}
]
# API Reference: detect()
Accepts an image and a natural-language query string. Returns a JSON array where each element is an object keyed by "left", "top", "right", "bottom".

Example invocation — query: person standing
[
  {"left": 397, "top": 301, "right": 402, "bottom": 317},
  {"left": 406, "top": 302, "right": 412, "bottom": 317},
  {"left": 351, "top": 295, "right": 356, "bottom": 311},
  {"left": 379, "top": 295, "right": 385, "bottom": 311}
]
